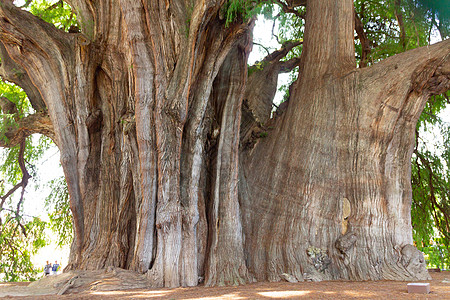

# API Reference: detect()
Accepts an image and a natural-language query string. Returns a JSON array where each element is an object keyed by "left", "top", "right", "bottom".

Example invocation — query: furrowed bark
[
  {"left": 179, "top": 18, "right": 251, "bottom": 287},
  {"left": 205, "top": 34, "right": 253, "bottom": 286},
  {"left": 119, "top": 0, "right": 157, "bottom": 275},
  {"left": 0, "top": 43, "right": 46, "bottom": 112},
  {"left": 240, "top": 0, "right": 449, "bottom": 282},
  {"left": 2, "top": 0, "right": 448, "bottom": 291},
  {"left": 0, "top": 0, "right": 251, "bottom": 288},
  {"left": 0, "top": 2, "right": 86, "bottom": 263}
]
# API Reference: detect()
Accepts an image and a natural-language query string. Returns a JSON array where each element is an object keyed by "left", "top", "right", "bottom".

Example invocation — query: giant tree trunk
[
  {"left": 240, "top": 0, "right": 449, "bottom": 282},
  {"left": 1, "top": 0, "right": 449, "bottom": 289},
  {"left": 0, "top": 0, "right": 251, "bottom": 287}
]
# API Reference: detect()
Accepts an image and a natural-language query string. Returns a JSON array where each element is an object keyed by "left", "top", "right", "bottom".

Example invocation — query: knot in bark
[
  {"left": 335, "top": 231, "right": 357, "bottom": 255},
  {"left": 411, "top": 55, "right": 450, "bottom": 96}
]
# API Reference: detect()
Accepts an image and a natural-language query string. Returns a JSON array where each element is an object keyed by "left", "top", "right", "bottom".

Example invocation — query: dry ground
[{"left": 1, "top": 271, "right": 449, "bottom": 299}]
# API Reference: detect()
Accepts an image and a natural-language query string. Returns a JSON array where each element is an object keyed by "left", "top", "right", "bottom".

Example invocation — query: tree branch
[
  {"left": 354, "top": 10, "right": 371, "bottom": 68},
  {"left": 271, "top": 17, "right": 281, "bottom": 44},
  {"left": 0, "top": 181, "right": 23, "bottom": 209},
  {"left": 0, "top": 141, "right": 31, "bottom": 238},
  {"left": 278, "top": 57, "right": 301, "bottom": 73},
  {"left": 0, "top": 1, "right": 74, "bottom": 49},
  {"left": 15, "top": 141, "right": 29, "bottom": 224},
  {"left": 0, "top": 112, "right": 55, "bottom": 148},
  {"left": 259, "top": 40, "right": 302, "bottom": 65},
  {"left": 47, "top": 0, "right": 64, "bottom": 11},
  {"left": 394, "top": 0, "right": 407, "bottom": 51},
  {"left": 0, "top": 43, "right": 46, "bottom": 112},
  {"left": 410, "top": 50, "right": 450, "bottom": 97},
  {"left": 363, "top": 39, "right": 450, "bottom": 105},
  {"left": 242, "top": 41, "right": 302, "bottom": 144},
  {"left": 253, "top": 42, "right": 271, "bottom": 56},
  {"left": 274, "top": 0, "right": 306, "bottom": 19}
]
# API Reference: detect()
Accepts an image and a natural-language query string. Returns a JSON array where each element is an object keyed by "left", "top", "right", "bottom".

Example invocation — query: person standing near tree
[
  {"left": 52, "top": 260, "right": 60, "bottom": 275},
  {"left": 43, "top": 261, "right": 51, "bottom": 276}
]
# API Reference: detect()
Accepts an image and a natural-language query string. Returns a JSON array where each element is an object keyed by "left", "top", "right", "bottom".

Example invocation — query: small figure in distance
[
  {"left": 52, "top": 260, "right": 60, "bottom": 275},
  {"left": 44, "top": 260, "right": 51, "bottom": 276}
]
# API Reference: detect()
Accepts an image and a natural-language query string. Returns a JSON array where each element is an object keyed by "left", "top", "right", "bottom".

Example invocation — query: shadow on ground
[{"left": 1, "top": 270, "right": 449, "bottom": 299}]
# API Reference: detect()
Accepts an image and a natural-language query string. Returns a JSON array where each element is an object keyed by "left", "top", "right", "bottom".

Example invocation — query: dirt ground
[{"left": 1, "top": 271, "right": 449, "bottom": 299}]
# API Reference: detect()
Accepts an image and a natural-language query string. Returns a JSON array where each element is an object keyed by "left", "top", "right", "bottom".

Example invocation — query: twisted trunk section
[{"left": 0, "top": 0, "right": 251, "bottom": 287}]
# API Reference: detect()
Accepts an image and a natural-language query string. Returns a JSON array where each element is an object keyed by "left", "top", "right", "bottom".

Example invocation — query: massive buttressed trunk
[
  {"left": 0, "top": 0, "right": 449, "bottom": 289},
  {"left": 240, "top": 0, "right": 449, "bottom": 282},
  {"left": 0, "top": 0, "right": 252, "bottom": 287}
]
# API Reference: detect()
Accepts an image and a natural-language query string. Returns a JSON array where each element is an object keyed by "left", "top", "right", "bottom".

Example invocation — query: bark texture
[
  {"left": 239, "top": 0, "right": 449, "bottom": 282},
  {"left": 0, "top": 0, "right": 251, "bottom": 287},
  {"left": 0, "top": 0, "right": 449, "bottom": 289}
]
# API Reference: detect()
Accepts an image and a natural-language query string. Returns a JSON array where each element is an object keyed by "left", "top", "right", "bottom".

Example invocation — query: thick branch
[
  {"left": 364, "top": 39, "right": 450, "bottom": 99},
  {"left": 0, "top": 1, "right": 73, "bottom": 45},
  {"left": 241, "top": 42, "right": 302, "bottom": 143},
  {"left": 411, "top": 51, "right": 450, "bottom": 97},
  {"left": 0, "top": 112, "right": 55, "bottom": 148},
  {"left": 300, "top": 0, "right": 355, "bottom": 79},
  {"left": 357, "top": 39, "right": 450, "bottom": 158},
  {"left": 0, "top": 43, "right": 46, "bottom": 112},
  {"left": 279, "top": 57, "right": 301, "bottom": 73},
  {"left": 259, "top": 40, "right": 302, "bottom": 64}
]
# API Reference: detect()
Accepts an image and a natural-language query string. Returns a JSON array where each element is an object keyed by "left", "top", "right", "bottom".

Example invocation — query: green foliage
[
  {"left": 0, "top": 2, "right": 69, "bottom": 277},
  {"left": 0, "top": 79, "right": 55, "bottom": 282},
  {"left": 0, "top": 81, "right": 29, "bottom": 144},
  {"left": 223, "top": 0, "right": 268, "bottom": 26},
  {"left": 248, "top": 60, "right": 268, "bottom": 76},
  {"left": 45, "top": 177, "right": 72, "bottom": 247},
  {"left": 355, "top": 0, "right": 449, "bottom": 65},
  {"left": 412, "top": 92, "right": 450, "bottom": 269},
  {"left": 0, "top": 81, "right": 29, "bottom": 118},
  {"left": 27, "top": 0, "right": 78, "bottom": 31},
  {"left": 0, "top": 81, "right": 41, "bottom": 185},
  {"left": 417, "top": 0, "right": 450, "bottom": 19},
  {"left": 258, "top": 131, "right": 268, "bottom": 138},
  {"left": 0, "top": 215, "right": 47, "bottom": 281},
  {"left": 0, "top": 82, "right": 55, "bottom": 190},
  {"left": 277, "top": 10, "right": 305, "bottom": 46}
]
